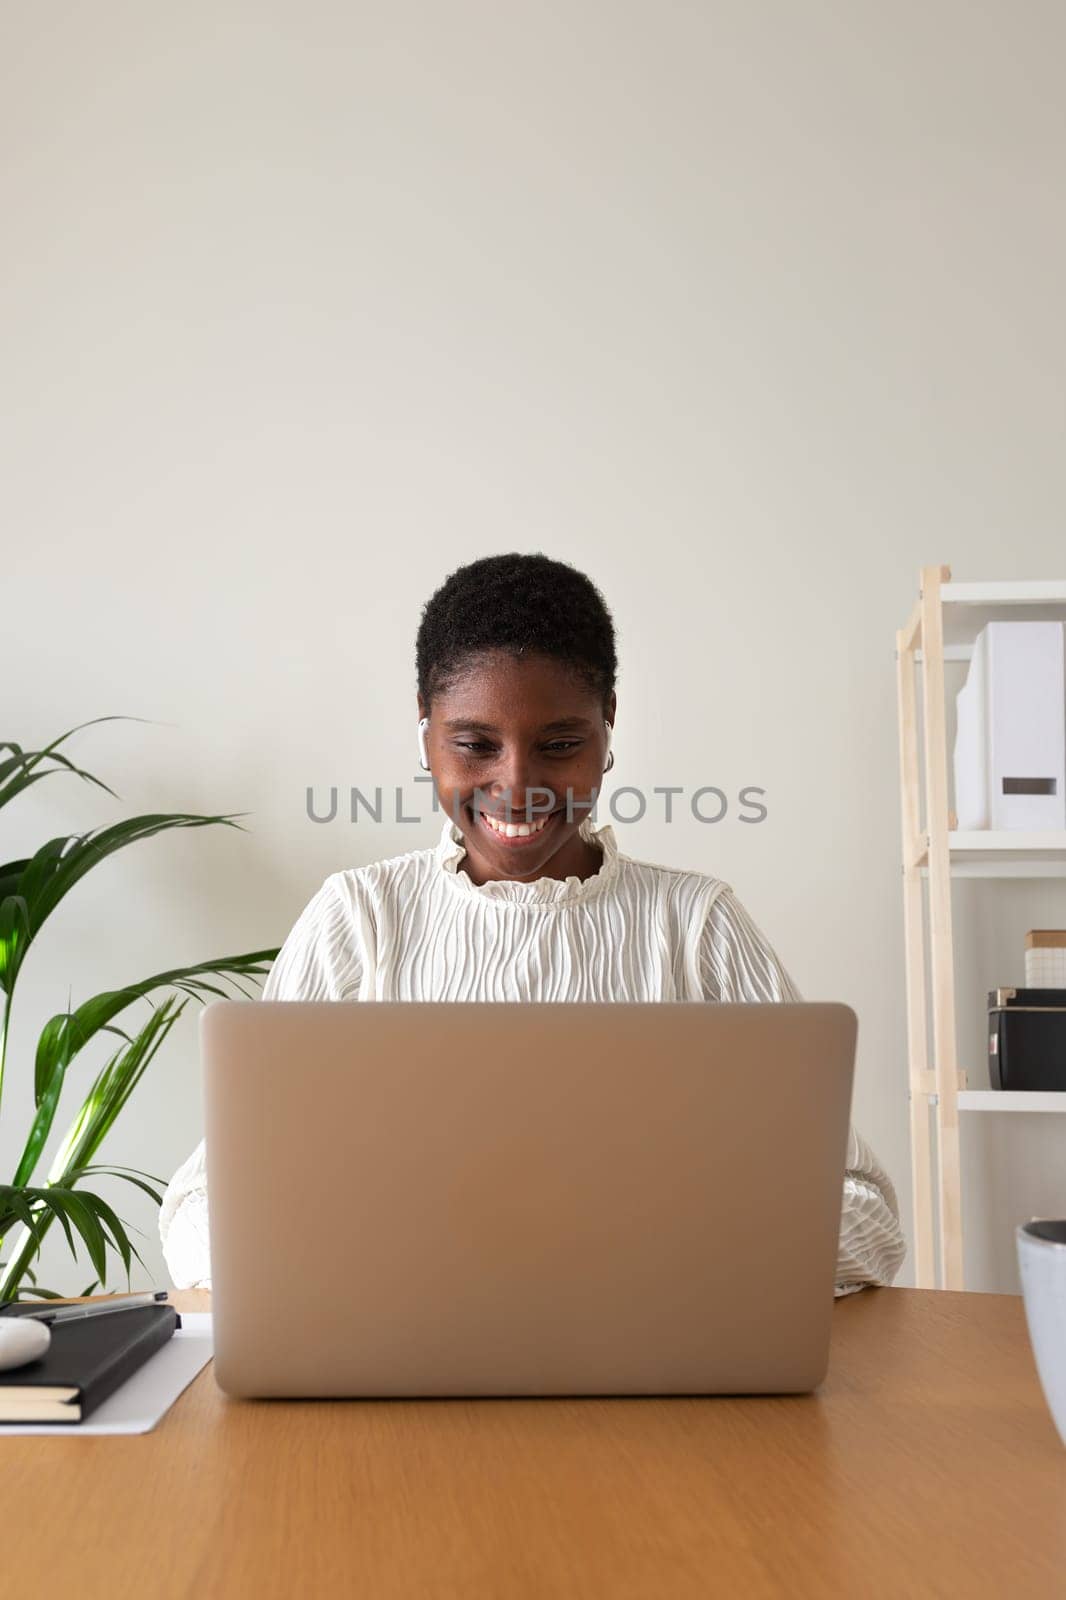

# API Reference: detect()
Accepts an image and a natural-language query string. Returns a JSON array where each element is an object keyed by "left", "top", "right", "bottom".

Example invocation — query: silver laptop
[{"left": 201, "top": 1000, "right": 856, "bottom": 1399}]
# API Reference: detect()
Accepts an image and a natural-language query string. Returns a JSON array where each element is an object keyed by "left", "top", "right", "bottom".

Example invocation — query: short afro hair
[{"left": 416, "top": 552, "right": 618, "bottom": 714}]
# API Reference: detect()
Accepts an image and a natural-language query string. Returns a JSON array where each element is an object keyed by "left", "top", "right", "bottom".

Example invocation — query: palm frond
[
  {"left": 0, "top": 1183, "right": 145, "bottom": 1299},
  {"left": 0, "top": 718, "right": 276, "bottom": 1299},
  {"left": 1, "top": 813, "right": 253, "bottom": 1003},
  {"left": 78, "top": 1164, "right": 167, "bottom": 1206},
  {"left": 0, "top": 716, "right": 145, "bottom": 813},
  {"left": 34, "top": 949, "right": 277, "bottom": 1103},
  {"left": 0, "top": 1000, "right": 187, "bottom": 1296},
  {"left": 14, "top": 950, "right": 278, "bottom": 1187},
  {"left": 49, "top": 997, "right": 188, "bottom": 1184}
]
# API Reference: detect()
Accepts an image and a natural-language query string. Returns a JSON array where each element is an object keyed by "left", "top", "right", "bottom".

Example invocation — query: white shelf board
[
  {"left": 949, "top": 829, "right": 1066, "bottom": 854},
  {"left": 936, "top": 579, "right": 1066, "bottom": 649},
  {"left": 916, "top": 831, "right": 1066, "bottom": 877},
  {"left": 958, "top": 1091, "right": 1066, "bottom": 1113},
  {"left": 942, "top": 580, "right": 1066, "bottom": 604}
]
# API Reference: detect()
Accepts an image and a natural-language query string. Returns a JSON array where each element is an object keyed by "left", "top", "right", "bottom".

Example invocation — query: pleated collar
[{"left": 435, "top": 810, "right": 622, "bottom": 907}]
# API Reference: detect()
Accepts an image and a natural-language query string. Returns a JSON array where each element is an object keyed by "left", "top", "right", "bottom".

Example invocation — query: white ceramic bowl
[{"left": 1016, "top": 1219, "right": 1066, "bottom": 1448}]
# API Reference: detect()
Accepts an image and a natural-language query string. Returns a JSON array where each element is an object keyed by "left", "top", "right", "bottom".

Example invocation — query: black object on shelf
[{"left": 988, "top": 988, "right": 1066, "bottom": 1092}]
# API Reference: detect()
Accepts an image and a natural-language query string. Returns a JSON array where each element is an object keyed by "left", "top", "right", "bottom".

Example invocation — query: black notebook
[{"left": 0, "top": 1304, "right": 180, "bottom": 1423}]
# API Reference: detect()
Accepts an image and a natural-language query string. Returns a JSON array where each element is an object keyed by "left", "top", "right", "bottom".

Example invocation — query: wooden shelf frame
[{"left": 896, "top": 565, "right": 1066, "bottom": 1288}]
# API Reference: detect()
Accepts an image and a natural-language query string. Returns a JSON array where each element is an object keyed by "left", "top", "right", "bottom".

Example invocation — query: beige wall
[{"left": 4, "top": 2, "right": 1065, "bottom": 1292}]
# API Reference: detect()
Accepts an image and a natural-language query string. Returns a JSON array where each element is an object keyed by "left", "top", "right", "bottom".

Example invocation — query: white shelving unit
[
  {"left": 913, "top": 833, "right": 1066, "bottom": 877},
  {"left": 957, "top": 1092, "right": 1066, "bottom": 1113},
  {"left": 896, "top": 566, "right": 1066, "bottom": 1289}
]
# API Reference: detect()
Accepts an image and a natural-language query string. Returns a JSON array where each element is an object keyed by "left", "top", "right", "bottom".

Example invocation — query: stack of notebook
[{"left": 0, "top": 1297, "right": 180, "bottom": 1424}]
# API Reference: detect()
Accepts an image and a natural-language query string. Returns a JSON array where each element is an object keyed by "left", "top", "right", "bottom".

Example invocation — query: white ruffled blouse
[{"left": 160, "top": 813, "right": 906, "bottom": 1296}]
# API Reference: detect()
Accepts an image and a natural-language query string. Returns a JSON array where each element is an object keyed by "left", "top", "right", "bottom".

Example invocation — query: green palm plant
[{"left": 0, "top": 718, "right": 279, "bottom": 1301}]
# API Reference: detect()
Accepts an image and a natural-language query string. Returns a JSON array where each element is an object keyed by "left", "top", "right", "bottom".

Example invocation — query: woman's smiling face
[{"left": 418, "top": 650, "right": 616, "bottom": 885}]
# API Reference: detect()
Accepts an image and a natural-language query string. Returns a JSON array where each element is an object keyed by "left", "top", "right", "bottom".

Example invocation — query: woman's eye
[{"left": 454, "top": 741, "right": 581, "bottom": 755}]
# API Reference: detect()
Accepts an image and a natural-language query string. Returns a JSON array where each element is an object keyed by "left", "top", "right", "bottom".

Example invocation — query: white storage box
[
  {"left": 1025, "top": 930, "right": 1066, "bottom": 988},
  {"left": 953, "top": 621, "right": 1066, "bottom": 830}
]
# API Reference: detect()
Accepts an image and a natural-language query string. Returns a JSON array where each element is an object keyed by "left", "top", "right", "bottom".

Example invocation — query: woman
[{"left": 160, "top": 553, "right": 906, "bottom": 1296}]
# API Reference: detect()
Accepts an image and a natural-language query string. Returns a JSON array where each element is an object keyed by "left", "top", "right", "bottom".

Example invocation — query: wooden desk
[{"left": 7, "top": 1288, "right": 1065, "bottom": 1597}]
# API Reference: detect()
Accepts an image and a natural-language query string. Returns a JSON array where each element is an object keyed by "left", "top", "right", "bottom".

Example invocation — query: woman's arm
[
  {"left": 699, "top": 886, "right": 907, "bottom": 1297},
  {"left": 158, "top": 874, "right": 364, "bottom": 1289}
]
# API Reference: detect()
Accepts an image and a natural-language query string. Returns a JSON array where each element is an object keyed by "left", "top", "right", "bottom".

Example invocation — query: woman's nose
[{"left": 488, "top": 754, "right": 554, "bottom": 814}]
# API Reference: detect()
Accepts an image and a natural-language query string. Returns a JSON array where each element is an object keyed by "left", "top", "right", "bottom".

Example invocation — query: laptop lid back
[{"left": 202, "top": 1000, "right": 856, "bottom": 1398}]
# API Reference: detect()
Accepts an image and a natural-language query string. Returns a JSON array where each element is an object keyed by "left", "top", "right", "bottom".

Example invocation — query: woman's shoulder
[
  {"left": 324, "top": 832, "right": 444, "bottom": 903},
  {"left": 274, "top": 829, "right": 450, "bottom": 949},
  {"left": 621, "top": 852, "right": 783, "bottom": 959},
  {"left": 614, "top": 836, "right": 734, "bottom": 911}
]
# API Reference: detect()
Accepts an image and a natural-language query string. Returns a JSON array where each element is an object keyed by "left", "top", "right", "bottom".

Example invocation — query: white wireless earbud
[{"left": 604, "top": 719, "right": 614, "bottom": 772}]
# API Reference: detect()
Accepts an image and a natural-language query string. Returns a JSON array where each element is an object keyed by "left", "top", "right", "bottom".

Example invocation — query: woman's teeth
[{"left": 480, "top": 810, "right": 554, "bottom": 839}]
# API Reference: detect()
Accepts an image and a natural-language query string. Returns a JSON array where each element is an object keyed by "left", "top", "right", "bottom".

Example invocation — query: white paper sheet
[{"left": 0, "top": 1311, "right": 214, "bottom": 1436}]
